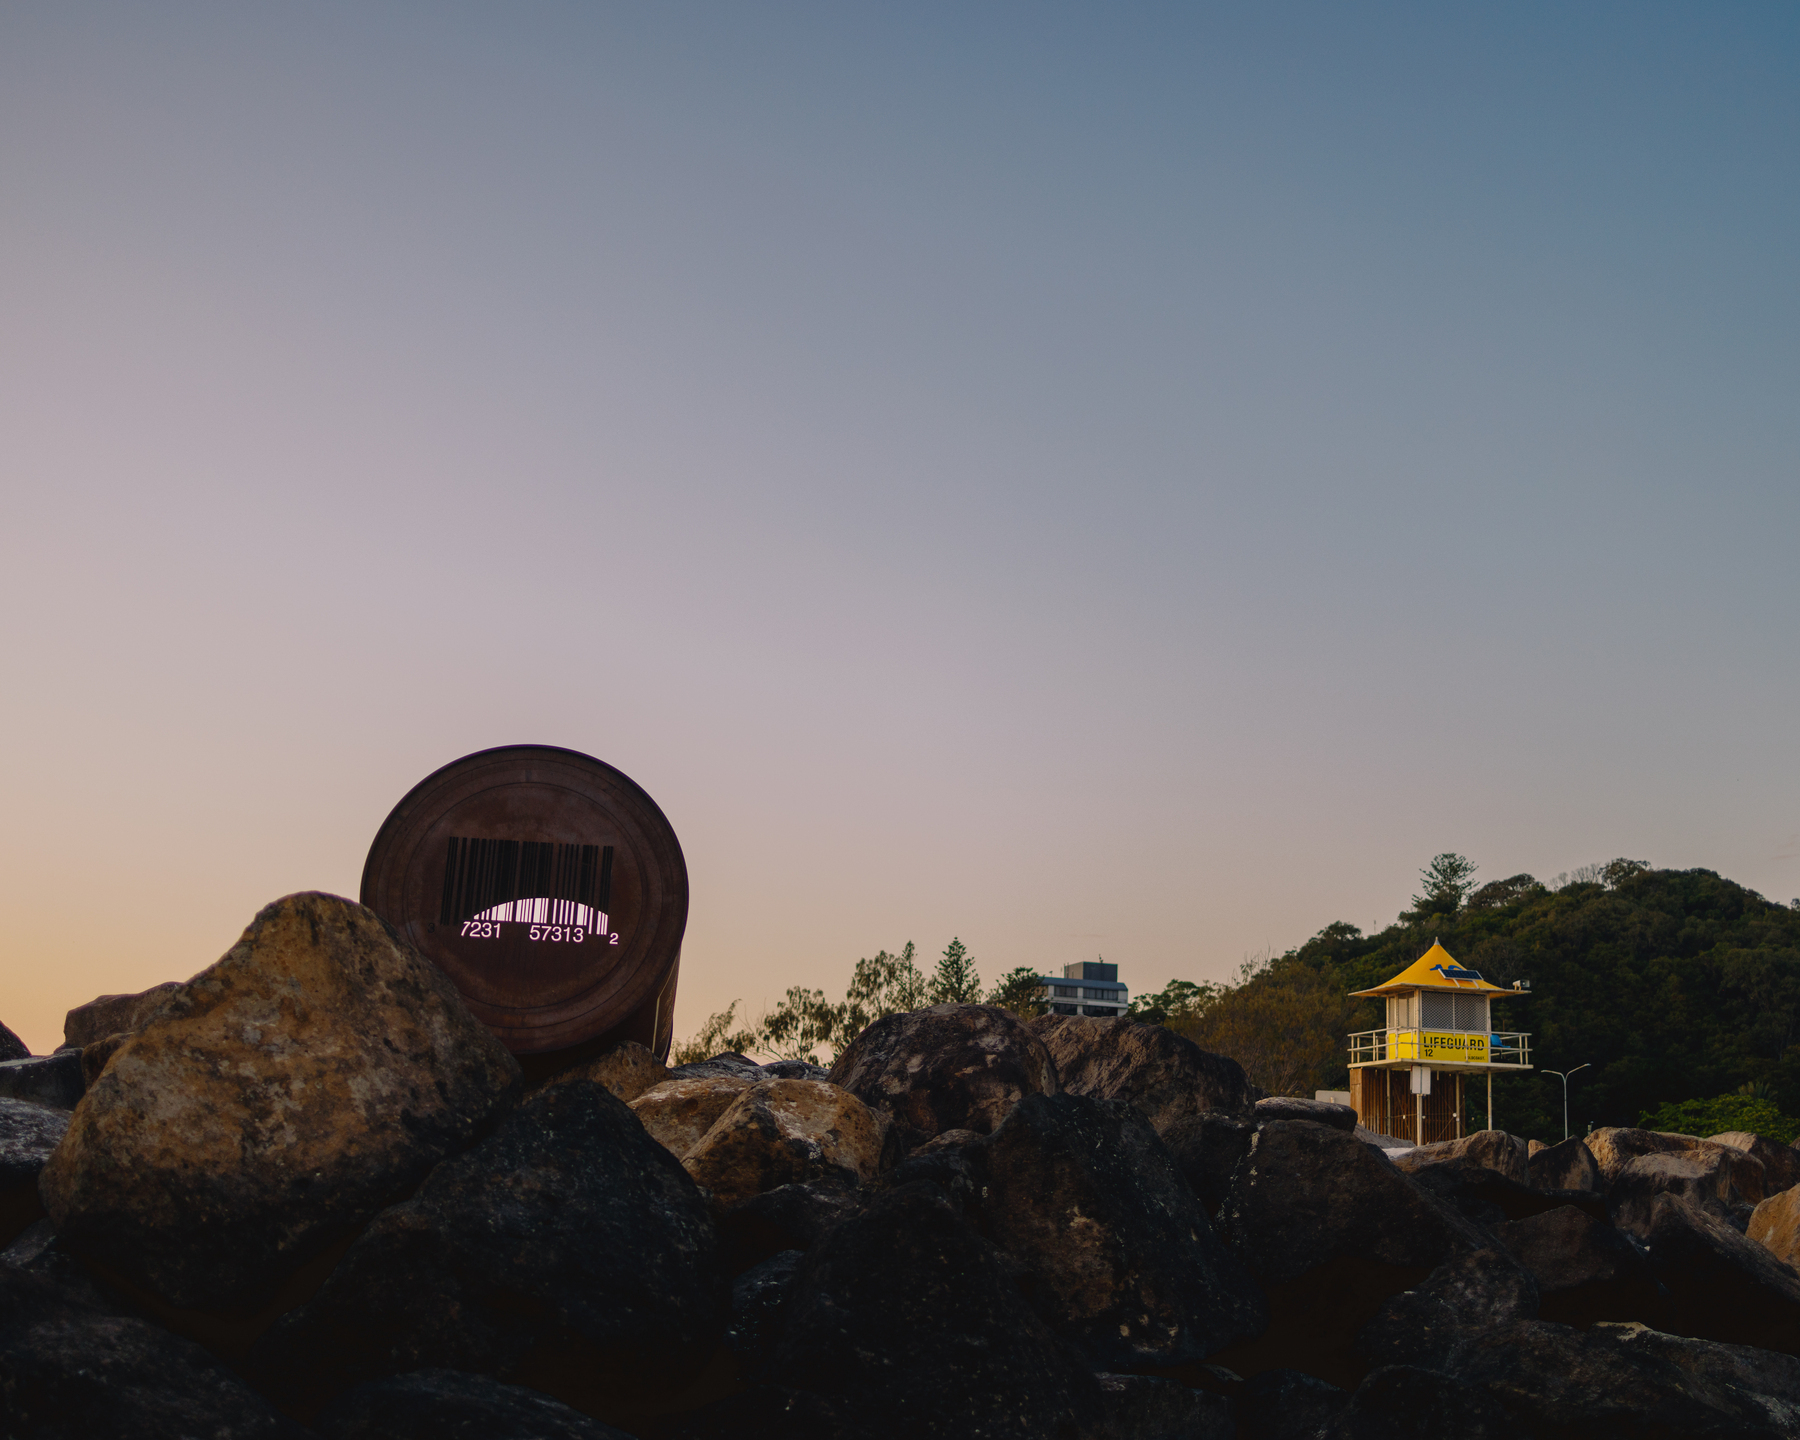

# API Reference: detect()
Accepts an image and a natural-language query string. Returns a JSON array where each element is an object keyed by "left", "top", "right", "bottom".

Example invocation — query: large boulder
[
  {"left": 1031, "top": 1015, "right": 1254, "bottom": 1128},
  {"left": 766, "top": 1181, "right": 1106, "bottom": 1439},
  {"left": 0, "top": 1265, "right": 303, "bottom": 1439},
  {"left": 1712, "top": 1132, "right": 1800, "bottom": 1196},
  {"left": 630, "top": 1076, "right": 754, "bottom": 1157},
  {"left": 1405, "top": 1163, "right": 1606, "bottom": 1229},
  {"left": 1749, "top": 1184, "right": 1800, "bottom": 1270},
  {"left": 1636, "top": 1193, "right": 1800, "bottom": 1355},
  {"left": 1457, "top": 1319, "right": 1800, "bottom": 1439},
  {"left": 39, "top": 893, "right": 522, "bottom": 1310},
  {"left": 682, "top": 1078, "right": 886, "bottom": 1208},
  {"left": 716, "top": 1180, "right": 867, "bottom": 1275},
  {"left": 1216, "top": 1121, "right": 1483, "bottom": 1286},
  {"left": 0, "top": 1054, "right": 83, "bottom": 1111},
  {"left": 828, "top": 1004, "right": 1058, "bottom": 1149},
  {"left": 1495, "top": 1203, "right": 1669, "bottom": 1328},
  {"left": 1231, "top": 1369, "right": 1349, "bottom": 1440},
  {"left": 544, "top": 1040, "right": 670, "bottom": 1104},
  {"left": 1391, "top": 1130, "right": 1527, "bottom": 1185},
  {"left": 967, "top": 1092, "right": 1266, "bottom": 1367},
  {"left": 1611, "top": 1150, "right": 1742, "bottom": 1233},
  {"left": 63, "top": 981, "right": 186, "bottom": 1048},
  {"left": 1586, "top": 1127, "right": 1766, "bottom": 1205},
  {"left": 255, "top": 1078, "right": 729, "bottom": 1416},
  {"left": 40, "top": 892, "right": 522, "bottom": 1310},
  {"left": 1321, "top": 1364, "right": 1522, "bottom": 1440},
  {"left": 669, "top": 1052, "right": 763, "bottom": 1082},
  {"left": 1528, "top": 1134, "right": 1604, "bottom": 1192},
  {"left": 1254, "top": 1096, "right": 1356, "bottom": 1131},
  {"left": 0, "top": 1100, "right": 67, "bottom": 1248},
  {"left": 1209, "top": 1120, "right": 1484, "bottom": 1388},
  {"left": 1353, "top": 1246, "right": 1538, "bottom": 1375},
  {"left": 314, "top": 1369, "right": 635, "bottom": 1440},
  {"left": 1094, "top": 1373, "right": 1233, "bottom": 1440},
  {"left": 0, "top": 1020, "right": 27, "bottom": 1062},
  {"left": 1159, "top": 1112, "right": 1255, "bottom": 1218}
]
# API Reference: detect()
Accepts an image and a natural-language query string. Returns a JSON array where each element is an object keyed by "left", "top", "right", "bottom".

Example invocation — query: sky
[{"left": 2, "top": 3, "right": 1796, "bottom": 1056}]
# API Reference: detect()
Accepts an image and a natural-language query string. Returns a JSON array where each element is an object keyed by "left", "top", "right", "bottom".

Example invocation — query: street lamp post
[{"left": 1543, "top": 1064, "right": 1590, "bottom": 1141}]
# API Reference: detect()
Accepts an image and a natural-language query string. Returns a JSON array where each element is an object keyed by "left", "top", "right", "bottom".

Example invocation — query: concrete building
[{"left": 1041, "top": 960, "right": 1129, "bottom": 1017}]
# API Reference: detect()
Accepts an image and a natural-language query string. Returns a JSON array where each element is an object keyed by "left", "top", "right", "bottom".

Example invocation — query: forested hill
[{"left": 1154, "top": 862, "right": 1800, "bottom": 1143}]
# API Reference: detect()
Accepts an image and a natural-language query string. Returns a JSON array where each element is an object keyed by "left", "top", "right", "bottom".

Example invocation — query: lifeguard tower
[{"left": 1345, "top": 941, "right": 1531, "bottom": 1145}]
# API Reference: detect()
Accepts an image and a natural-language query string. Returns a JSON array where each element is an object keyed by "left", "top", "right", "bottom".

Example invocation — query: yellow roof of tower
[{"left": 1348, "top": 941, "right": 1522, "bottom": 999}]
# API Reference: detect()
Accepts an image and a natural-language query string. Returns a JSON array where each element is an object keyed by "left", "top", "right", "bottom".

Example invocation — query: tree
[
  {"left": 669, "top": 1000, "right": 759, "bottom": 1067},
  {"left": 929, "top": 937, "right": 982, "bottom": 1005},
  {"left": 1411, "top": 853, "right": 1478, "bottom": 917},
  {"left": 1127, "top": 978, "right": 1220, "bottom": 1028},
  {"left": 758, "top": 985, "right": 844, "bottom": 1065},
  {"left": 842, "top": 943, "right": 929, "bottom": 1031},
  {"left": 988, "top": 966, "right": 1049, "bottom": 1019}
]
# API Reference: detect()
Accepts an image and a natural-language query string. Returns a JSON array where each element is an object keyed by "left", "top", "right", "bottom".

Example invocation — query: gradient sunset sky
[{"left": 3, "top": 4, "right": 1796, "bottom": 1055}]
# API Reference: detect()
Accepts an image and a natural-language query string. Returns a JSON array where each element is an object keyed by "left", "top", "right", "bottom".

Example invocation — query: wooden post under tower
[{"left": 1344, "top": 942, "right": 1532, "bottom": 1145}]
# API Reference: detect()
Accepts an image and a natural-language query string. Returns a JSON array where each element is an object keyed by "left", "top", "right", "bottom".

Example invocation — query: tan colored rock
[
  {"left": 79, "top": 1033, "right": 130, "bottom": 1087},
  {"left": 1528, "top": 1139, "right": 1547, "bottom": 1157},
  {"left": 1611, "top": 1151, "right": 1742, "bottom": 1236},
  {"left": 546, "top": 1040, "right": 670, "bottom": 1104},
  {"left": 1528, "top": 1134, "right": 1604, "bottom": 1193},
  {"left": 1711, "top": 1132, "right": 1800, "bottom": 1196},
  {"left": 1585, "top": 1128, "right": 1765, "bottom": 1205},
  {"left": 63, "top": 981, "right": 185, "bottom": 1049},
  {"left": 1749, "top": 1185, "right": 1800, "bottom": 1270},
  {"left": 630, "top": 1075, "right": 753, "bottom": 1158},
  {"left": 682, "top": 1078, "right": 885, "bottom": 1208},
  {"left": 39, "top": 893, "right": 521, "bottom": 1309}
]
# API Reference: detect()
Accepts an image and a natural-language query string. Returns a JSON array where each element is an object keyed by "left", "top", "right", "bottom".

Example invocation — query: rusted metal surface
[{"left": 361, "top": 746, "right": 687, "bottom": 1058}]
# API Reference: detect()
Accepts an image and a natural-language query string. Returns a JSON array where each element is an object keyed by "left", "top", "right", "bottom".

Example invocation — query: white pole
[{"left": 1486, "top": 1071, "right": 1492, "bottom": 1132}]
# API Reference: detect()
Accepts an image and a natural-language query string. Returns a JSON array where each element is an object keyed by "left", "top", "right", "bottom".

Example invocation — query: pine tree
[{"left": 929, "top": 937, "right": 982, "bottom": 1005}]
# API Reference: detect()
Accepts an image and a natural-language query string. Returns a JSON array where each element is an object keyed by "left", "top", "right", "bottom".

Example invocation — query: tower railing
[{"left": 1346, "top": 1028, "right": 1531, "bottom": 1067}]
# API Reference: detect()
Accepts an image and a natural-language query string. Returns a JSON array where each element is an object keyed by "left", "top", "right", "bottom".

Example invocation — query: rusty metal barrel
[{"left": 361, "top": 745, "right": 688, "bottom": 1059}]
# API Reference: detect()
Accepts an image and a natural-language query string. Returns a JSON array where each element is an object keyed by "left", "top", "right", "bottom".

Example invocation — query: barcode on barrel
[{"left": 439, "top": 838, "right": 613, "bottom": 929}]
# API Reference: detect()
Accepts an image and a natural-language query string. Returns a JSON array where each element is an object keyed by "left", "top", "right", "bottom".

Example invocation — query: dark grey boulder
[
  {"left": 0, "top": 1265, "right": 304, "bottom": 1439},
  {"left": 0, "top": 1021, "right": 27, "bottom": 1063},
  {"left": 724, "top": 1248, "right": 804, "bottom": 1369},
  {"left": 1391, "top": 1130, "right": 1528, "bottom": 1185},
  {"left": 829, "top": 1005, "right": 1058, "bottom": 1150},
  {"left": 1254, "top": 1096, "right": 1356, "bottom": 1131},
  {"left": 1321, "top": 1365, "right": 1523, "bottom": 1440},
  {"left": 1457, "top": 1319, "right": 1800, "bottom": 1439},
  {"left": 0, "top": 1100, "right": 68, "bottom": 1248},
  {"left": 1528, "top": 1134, "right": 1604, "bottom": 1193},
  {"left": 1406, "top": 1163, "right": 1606, "bottom": 1229},
  {"left": 716, "top": 1180, "right": 865, "bottom": 1275},
  {"left": 1095, "top": 1373, "right": 1233, "bottom": 1439},
  {"left": 0, "top": 1054, "right": 82, "bottom": 1112},
  {"left": 1031, "top": 1015, "right": 1255, "bottom": 1127},
  {"left": 1354, "top": 1246, "right": 1538, "bottom": 1374},
  {"left": 1495, "top": 1203, "right": 1669, "bottom": 1329},
  {"left": 1710, "top": 1131, "right": 1800, "bottom": 1196},
  {"left": 1208, "top": 1120, "right": 1485, "bottom": 1388},
  {"left": 967, "top": 1092, "right": 1266, "bottom": 1367},
  {"left": 669, "top": 1385, "right": 878, "bottom": 1440},
  {"left": 668, "top": 1052, "right": 763, "bottom": 1082},
  {"left": 1231, "top": 1368, "right": 1349, "bottom": 1440},
  {"left": 1216, "top": 1121, "right": 1484, "bottom": 1286},
  {"left": 1160, "top": 1113, "right": 1254, "bottom": 1218},
  {"left": 255, "top": 1078, "right": 729, "bottom": 1415},
  {"left": 758, "top": 1059, "right": 829, "bottom": 1082},
  {"left": 1636, "top": 1193, "right": 1800, "bottom": 1355},
  {"left": 767, "top": 1180, "right": 1106, "bottom": 1439},
  {"left": 1611, "top": 1151, "right": 1742, "bottom": 1232},
  {"left": 315, "top": 1369, "right": 634, "bottom": 1439}
]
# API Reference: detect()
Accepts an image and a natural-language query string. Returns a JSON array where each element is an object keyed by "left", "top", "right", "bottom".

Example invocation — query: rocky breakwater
[{"left": 6, "top": 935, "right": 1800, "bottom": 1438}]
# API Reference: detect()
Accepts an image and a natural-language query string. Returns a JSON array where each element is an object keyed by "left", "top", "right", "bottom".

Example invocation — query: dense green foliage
[
  {"left": 1638, "top": 1092, "right": 1800, "bottom": 1145},
  {"left": 1139, "top": 859, "right": 1800, "bottom": 1141}
]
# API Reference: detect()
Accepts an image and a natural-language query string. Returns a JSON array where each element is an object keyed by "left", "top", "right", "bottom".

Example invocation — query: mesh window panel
[
  {"left": 1453, "top": 994, "right": 1486, "bottom": 1032},
  {"left": 1421, "top": 992, "right": 1455, "bottom": 1028}
]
